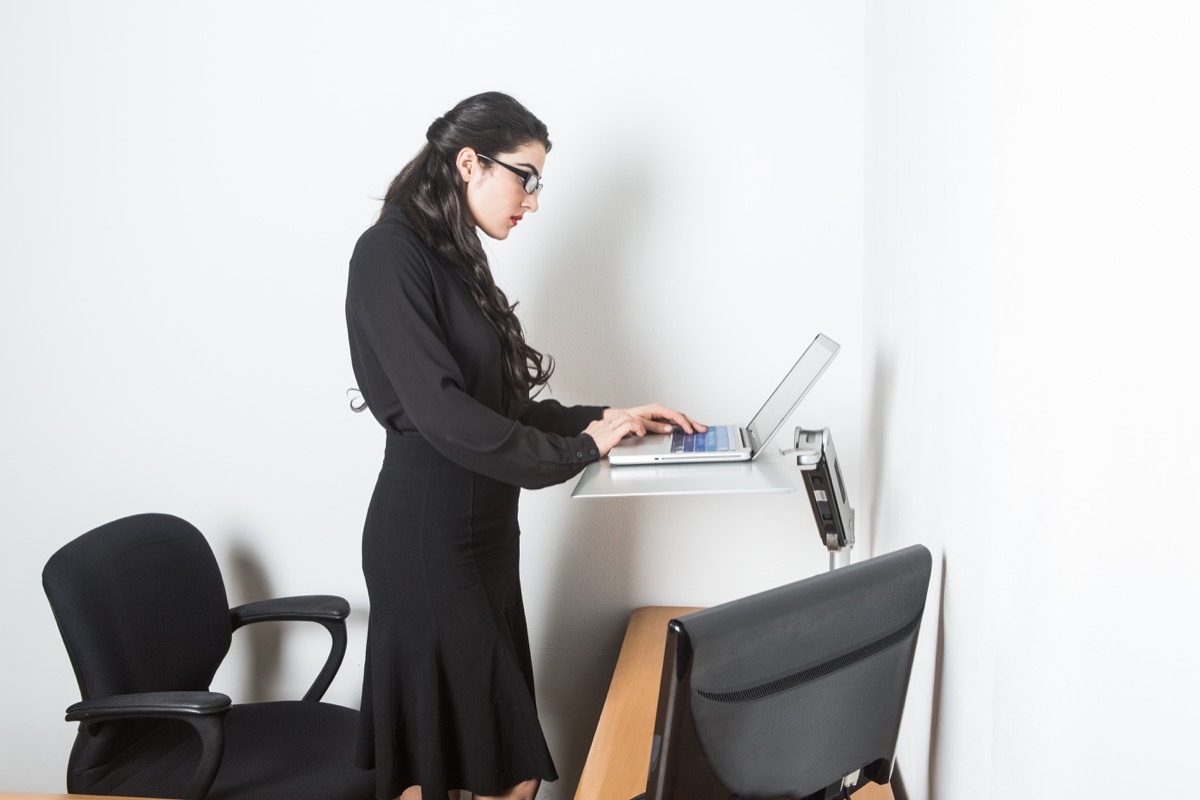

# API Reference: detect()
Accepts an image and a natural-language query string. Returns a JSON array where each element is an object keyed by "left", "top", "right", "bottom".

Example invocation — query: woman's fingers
[
  {"left": 627, "top": 403, "right": 706, "bottom": 434},
  {"left": 643, "top": 418, "right": 676, "bottom": 434},
  {"left": 584, "top": 411, "right": 647, "bottom": 456},
  {"left": 591, "top": 405, "right": 708, "bottom": 456}
]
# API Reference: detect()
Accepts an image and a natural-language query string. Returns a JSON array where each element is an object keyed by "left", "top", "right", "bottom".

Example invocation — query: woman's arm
[
  {"left": 516, "top": 398, "right": 606, "bottom": 437},
  {"left": 348, "top": 226, "right": 600, "bottom": 489},
  {"left": 519, "top": 398, "right": 705, "bottom": 447}
]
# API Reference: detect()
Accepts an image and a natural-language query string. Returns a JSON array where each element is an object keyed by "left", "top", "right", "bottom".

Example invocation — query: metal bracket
[{"left": 785, "top": 427, "right": 856, "bottom": 567}]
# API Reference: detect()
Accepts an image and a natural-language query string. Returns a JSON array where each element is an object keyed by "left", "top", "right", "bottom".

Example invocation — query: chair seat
[
  {"left": 209, "top": 701, "right": 374, "bottom": 800},
  {"left": 71, "top": 701, "right": 373, "bottom": 800}
]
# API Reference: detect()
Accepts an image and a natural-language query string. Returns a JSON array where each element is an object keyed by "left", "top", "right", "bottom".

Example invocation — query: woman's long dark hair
[{"left": 381, "top": 91, "right": 554, "bottom": 404}]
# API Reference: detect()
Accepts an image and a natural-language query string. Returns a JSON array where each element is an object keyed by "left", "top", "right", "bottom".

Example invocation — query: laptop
[{"left": 607, "top": 333, "right": 840, "bottom": 465}]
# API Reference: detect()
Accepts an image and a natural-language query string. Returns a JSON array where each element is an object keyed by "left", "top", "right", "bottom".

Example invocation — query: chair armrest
[
  {"left": 229, "top": 594, "right": 349, "bottom": 626},
  {"left": 229, "top": 595, "right": 350, "bottom": 701},
  {"left": 65, "top": 691, "right": 230, "bottom": 800},
  {"left": 66, "top": 691, "right": 231, "bottom": 722}
]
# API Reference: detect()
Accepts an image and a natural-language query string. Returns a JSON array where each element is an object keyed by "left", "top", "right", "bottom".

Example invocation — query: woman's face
[{"left": 459, "top": 142, "right": 545, "bottom": 240}]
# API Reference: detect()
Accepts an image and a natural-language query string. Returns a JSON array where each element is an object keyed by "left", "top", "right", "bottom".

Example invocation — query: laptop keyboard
[{"left": 670, "top": 426, "right": 734, "bottom": 453}]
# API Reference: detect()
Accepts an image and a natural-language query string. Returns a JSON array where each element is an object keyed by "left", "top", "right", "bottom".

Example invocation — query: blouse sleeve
[
  {"left": 517, "top": 398, "right": 606, "bottom": 437},
  {"left": 347, "top": 225, "right": 600, "bottom": 490}
]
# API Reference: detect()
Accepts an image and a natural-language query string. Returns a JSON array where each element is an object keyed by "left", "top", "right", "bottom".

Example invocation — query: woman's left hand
[{"left": 603, "top": 404, "right": 707, "bottom": 437}]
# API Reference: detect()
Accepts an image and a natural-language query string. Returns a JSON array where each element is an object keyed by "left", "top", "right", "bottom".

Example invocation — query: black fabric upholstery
[
  {"left": 44, "top": 513, "right": 232, "bottom": 700},
  {"left": 210, "top": 703, "right": 367, "bottom": 800},
  {"left": 43, "top": 513, "right": 375, "bottom": 800},
  {"left": 65, "top": 704, "right": 370, "bottom": 800}
]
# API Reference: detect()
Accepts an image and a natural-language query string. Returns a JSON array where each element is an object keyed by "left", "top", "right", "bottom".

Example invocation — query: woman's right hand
[
  {"left": 582, "top": 404, "right": 705, "bottom": 457},
  {"left": 582, "top": 410, "right": 648, "bottom": 457}
]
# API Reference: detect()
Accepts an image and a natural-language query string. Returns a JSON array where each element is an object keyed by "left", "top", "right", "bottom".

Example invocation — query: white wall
[
  {"left": 0, "top": 2, "right": 864, "bottom": 795},
  {"left": 865, "top": 2, "right": 1200, "bottom": 798}
]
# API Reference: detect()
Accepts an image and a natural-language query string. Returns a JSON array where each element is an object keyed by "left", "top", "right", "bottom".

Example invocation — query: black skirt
[{"left": 356, "top": 433, "right": 558, "bottom": 800}]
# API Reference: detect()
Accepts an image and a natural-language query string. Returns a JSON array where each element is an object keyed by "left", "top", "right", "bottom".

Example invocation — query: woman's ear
[{"left": 455, "top": 147, "right": 478, "bottom": 183}]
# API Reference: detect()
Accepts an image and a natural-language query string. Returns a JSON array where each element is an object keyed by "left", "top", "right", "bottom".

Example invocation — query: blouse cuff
[{"left": 574, "top": 433, "right": 602, "bottom": 463}]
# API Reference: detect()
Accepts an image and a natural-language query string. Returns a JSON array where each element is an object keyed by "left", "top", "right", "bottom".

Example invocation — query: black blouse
[{"left": 346, "top": 205, "right": 604, "bottom": 490}]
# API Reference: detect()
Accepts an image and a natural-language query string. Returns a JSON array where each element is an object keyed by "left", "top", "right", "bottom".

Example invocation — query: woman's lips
[{"left": 511, "top": 215, "right": 523, "bottom": 226}]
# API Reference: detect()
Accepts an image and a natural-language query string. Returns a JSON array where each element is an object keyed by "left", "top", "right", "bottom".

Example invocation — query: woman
[{"left": 345, "top": 91, "right": 702, "bottom": 800}]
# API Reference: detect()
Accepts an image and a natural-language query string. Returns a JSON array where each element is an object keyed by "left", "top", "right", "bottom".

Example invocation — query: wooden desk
[{"left": 574, "top": 607, "right": 895, "bottom": 800}]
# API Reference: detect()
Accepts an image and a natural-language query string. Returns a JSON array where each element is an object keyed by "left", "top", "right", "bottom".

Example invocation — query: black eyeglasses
[{"left": 477, "top": 153, "right": 543, "bottom": 195}]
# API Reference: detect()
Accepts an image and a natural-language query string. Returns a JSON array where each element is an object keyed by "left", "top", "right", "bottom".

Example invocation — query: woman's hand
[
  {"left": 582, "top": 404, "right": 707, "bottom": 457},
  {"left": 605, "top": 403, "right": 705, "bottom": 436}
]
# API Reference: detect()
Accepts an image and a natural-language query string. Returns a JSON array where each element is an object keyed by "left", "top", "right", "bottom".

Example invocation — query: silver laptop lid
[{"left": 745, "top": 334, "right": 840, "bottom": 456}]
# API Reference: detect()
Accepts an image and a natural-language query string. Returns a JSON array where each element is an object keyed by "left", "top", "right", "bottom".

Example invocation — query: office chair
[{"left": 42, "top": 513, "right": 375, "bottom": 800}]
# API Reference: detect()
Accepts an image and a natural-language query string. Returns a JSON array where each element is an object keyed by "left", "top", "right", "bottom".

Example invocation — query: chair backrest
[{"left": 43, "top": 513, "right": 233, "bottom": 700}]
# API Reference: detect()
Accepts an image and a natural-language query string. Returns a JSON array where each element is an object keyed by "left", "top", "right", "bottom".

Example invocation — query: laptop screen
[{"left": 745, "top": 334, "right": 840, "bottom": 455}]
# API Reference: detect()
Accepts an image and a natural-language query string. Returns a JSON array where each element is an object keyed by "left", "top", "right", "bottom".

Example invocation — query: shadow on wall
[
  {"left": 892, "top": 554, "right": 948, "bottom": 800},
  {"left": 528, "top": 143, "right": 659, "bottom": 795},
  {"left": 538, "top": 501, "right": 641, "bottom": 795},
  {"left": 224, "top": 535, "right": 281, "bottom": 702},
  {"left": 864, "top": 348, "right": 947, "bottom": 798},
  {"left": 864, "top": 348, "right": 893, "bottom": 560},
  {"left": 927, "top": 553, "right": 946, "bottom": 800}
]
